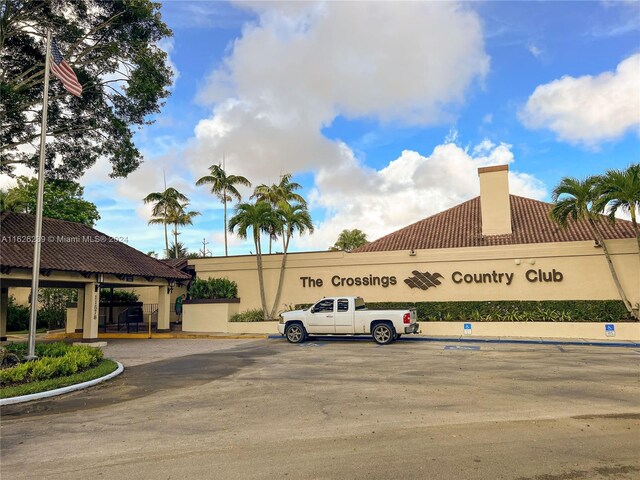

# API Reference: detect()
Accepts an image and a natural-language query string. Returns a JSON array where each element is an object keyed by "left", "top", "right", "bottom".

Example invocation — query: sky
[{"left": 8, "top": 1, "right": 640, "bottom": 256}]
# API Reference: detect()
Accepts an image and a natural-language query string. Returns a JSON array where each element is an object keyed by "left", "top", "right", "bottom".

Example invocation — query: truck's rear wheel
[
  {"left": 372, "top": 323, "right": 394, "bottom": 345},
  {"left": 285, "top": 323, "right": 306, "bottom": 344}
]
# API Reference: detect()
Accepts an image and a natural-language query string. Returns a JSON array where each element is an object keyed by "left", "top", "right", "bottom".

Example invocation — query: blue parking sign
[
  {"left": 463, "top": 323, "right": 472, "bottom": 335},
  {"left": 605, "top": 324, "right": 615, "bottom": 337}
]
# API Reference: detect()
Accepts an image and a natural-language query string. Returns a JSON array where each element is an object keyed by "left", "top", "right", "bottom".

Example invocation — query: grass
[{"left": 0, "top": 359, "right": 119, "bottom": 399}]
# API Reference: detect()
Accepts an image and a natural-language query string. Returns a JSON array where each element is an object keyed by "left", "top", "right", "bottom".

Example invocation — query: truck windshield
[{"left": 354, "top": 297, "right": 366, "bottom": 310}]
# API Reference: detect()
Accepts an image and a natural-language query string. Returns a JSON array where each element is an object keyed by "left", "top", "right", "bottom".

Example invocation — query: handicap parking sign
[
  {"left": 605, "top": 324, "right": 615, "bottom": 337},
  {"left": 463, "top": 323, "right": 472, "bottom": 335}
]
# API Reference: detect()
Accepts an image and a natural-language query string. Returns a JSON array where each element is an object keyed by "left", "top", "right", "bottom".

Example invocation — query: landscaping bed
[{"left": 0, "top": 342, "right": 118, "bottom": 399}]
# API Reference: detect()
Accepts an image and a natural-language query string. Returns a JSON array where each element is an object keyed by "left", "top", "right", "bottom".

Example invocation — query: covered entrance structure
[{"left": 0, "top": 212, "right": 191, "bottom": 341}]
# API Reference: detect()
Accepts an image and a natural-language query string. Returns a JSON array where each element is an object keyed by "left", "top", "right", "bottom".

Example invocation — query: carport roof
[{"left": 0, "top": 212, "right": 191, "bottom": 281}]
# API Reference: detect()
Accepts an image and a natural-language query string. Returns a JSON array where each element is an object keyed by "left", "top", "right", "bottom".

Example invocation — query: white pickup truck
[{"left": 278, "top": 296, "right": 419, "bottom": 345}]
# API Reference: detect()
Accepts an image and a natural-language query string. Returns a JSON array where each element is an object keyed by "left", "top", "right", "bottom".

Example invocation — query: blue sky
[{"left": 63, "top": 2, "right": 640, "bottom": 255}]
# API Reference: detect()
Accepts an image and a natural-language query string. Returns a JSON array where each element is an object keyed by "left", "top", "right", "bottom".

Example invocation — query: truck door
[
  {"left": 334, "top": 298, "right": 354, "bottom": 334},
  {"left": 307, "top": 298, "right": 336, "bottom": 333}
]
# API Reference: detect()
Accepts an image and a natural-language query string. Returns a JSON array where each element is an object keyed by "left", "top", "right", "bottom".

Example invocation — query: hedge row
[
  {"left": 294, "top": 300, "right": 632, "bottom": 322},
  {"left": 0, "top": 343, "right": 104, "bottom": 386},
  {"left": 189, "top": 277, "right": 238, "bottom": 300},
  {"left": 230, "top": 309, "right": 266, "bottom": 322}
]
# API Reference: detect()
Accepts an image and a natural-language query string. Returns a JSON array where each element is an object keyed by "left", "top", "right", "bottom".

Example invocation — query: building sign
[{"left": 299, "top": 268, "right": 564, "bottom": 290}]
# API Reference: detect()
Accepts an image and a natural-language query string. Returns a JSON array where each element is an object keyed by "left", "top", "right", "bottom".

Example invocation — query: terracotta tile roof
[
  {"left": 0, "top": 212, "right": 190, "bottom": 280},
  {"left": 353, "top": 195, "right": 636, "bottom": 252}
]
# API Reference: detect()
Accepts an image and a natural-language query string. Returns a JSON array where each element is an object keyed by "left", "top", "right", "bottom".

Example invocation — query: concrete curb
[
  {"left": 267, "top": 334, "right": 640, "bottom": 348},
  {"left": 0, "top": 361, "right": 124, "bottom": 406}
]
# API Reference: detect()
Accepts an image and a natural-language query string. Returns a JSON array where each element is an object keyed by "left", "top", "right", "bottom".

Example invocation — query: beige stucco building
[{"left": 189, "top": 166, "right": 639, "bottom": 318}]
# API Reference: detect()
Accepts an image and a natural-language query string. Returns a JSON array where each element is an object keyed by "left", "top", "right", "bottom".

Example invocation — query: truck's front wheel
[
  {"left": 372, "top": 323, "right": 394, "bottom": 345},
  {"left": 285, "top": 322, "right": 306, "bottom": 344}
]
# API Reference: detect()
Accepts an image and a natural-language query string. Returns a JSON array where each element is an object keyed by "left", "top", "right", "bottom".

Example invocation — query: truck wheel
[
  {"left": 372, "top": 323, "right": 394, "bottom": 345},
  {"left": 285, "top": 323, "right": 306, "bottom": 344}
]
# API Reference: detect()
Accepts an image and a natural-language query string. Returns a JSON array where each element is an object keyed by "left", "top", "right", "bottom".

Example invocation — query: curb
[
  {"left": 0, "top": 361, "right": 124, "bottom": 406},
  {"left": 267, "top": 334, "right": 640, "bottom": 348}
]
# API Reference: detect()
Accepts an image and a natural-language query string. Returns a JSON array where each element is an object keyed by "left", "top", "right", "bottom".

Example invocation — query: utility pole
[{"left": 199, "top": 237, "right": 212, "bottom": 257}]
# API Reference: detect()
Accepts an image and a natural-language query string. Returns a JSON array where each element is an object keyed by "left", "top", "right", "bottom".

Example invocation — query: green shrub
[
  {"left": 0, "top": 343, "right": 105, "bottom": 386},
  {"left": 0, "top": 361, "right": 33, "bottom": 384},
  {"left": 100, "top": 289, "right": 139, "bottom": 303},
  {"left": 188, "top": 277, "right": 238, "bottom": 300},
  {"left": 230, "top": 309, "right": 267, "bottom": 322},
  {"left": 362, "top": 300, "right": 631, "bottom": 322},
  {"left": 7, "top": 296, "right": 31, "bottom": 331},
  {"left": 292, "top": 300, "right": 631, "bottom": 322}
]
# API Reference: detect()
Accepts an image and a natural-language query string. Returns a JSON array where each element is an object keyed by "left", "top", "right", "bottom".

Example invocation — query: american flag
[{"left": 50, "top": 38, "right": 82, "bottom": 97}]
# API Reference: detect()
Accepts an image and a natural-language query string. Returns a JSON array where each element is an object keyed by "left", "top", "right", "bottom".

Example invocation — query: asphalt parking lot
[{"left": 1, "top": 337, "right": 639, "bottom": 480}]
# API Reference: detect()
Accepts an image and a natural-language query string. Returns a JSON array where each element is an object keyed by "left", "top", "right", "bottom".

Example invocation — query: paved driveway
[{"left": 1, "top": 338, "right": 639, "bottom": 480}]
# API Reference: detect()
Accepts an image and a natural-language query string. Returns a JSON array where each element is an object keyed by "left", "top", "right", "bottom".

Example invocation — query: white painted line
[{"left": 0, "top": 361, "right": 124, "bottom": 406}]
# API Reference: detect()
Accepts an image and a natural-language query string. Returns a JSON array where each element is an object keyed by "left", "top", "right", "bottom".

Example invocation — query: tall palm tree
[
  {"left": 252, "top": 173, "right": 306, "bottom": 253},
  {"left": 269, "top": 202, "right": 314, "bottom": 319},
  {"left": 228, "top": 201, "right": 277, "bottom": 319},
  {"left": 594, "top": 164, "right": 640, "bottom": 260},
  {"left": 550, "top": 176, "right": 635, "bottom": 317},
  {"left": 143, "top": 187, "right": 188, "bottom": 258},
  {"left": 331, "top": 229, "right": 368, "bottom": 252},
  {"left": 196, "top": 163, "right": 251, "bottom": 256},
  {"left": 167, "top": 202, "right": 200, "bottom": 258}
]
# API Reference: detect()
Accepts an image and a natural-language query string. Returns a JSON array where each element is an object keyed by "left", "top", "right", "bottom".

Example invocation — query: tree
[
  {"left": 167, "top": 241, "right": 188, "bottom": 259},
  {"left": 196, "top": 163, "right": 251, "bottom": 256},
  {"left": 1, "top": 176, "right": 100, "bottom": 226},
  {"left": 594, "top": 164, "right": 640, "bottom": 261},
  {"left": 330, "top": 229, "right": 368, "bottom": 252},
  {"left": 167, "top": 202, "right": 200, "bottom": 258},
  {"left": 550, "top": 176, "right": 635, "bottom": 318},
  {"left": 143, "top": 187, "right": 188, "bottom": 258},
  {"left": 228, "top": 201, "right": 278, "bottom": 320},
  {"left": 1, "top": 0, "right": 173, "bottom": 179},
  {"left": 252, "top": 173, "right": 306, "bottom": 253},
  {"left": 269, "top": 202, "right": 314, "bottom": 319}
]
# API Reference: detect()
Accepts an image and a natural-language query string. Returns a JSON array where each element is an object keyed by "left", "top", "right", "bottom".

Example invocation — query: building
[
  {"left": 189, "top": 165, "right": 639, "bottom": 319},
  {"left": 0, "top": 212, "right": 191, "bottom": 341}
]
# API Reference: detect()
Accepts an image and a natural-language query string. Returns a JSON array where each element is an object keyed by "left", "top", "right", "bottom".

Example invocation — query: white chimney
[{"left": 478, "top": 165, "right": 512, "bottom": 236}]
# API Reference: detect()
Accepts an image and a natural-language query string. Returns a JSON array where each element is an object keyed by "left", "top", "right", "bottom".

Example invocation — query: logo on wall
[{"left": 404, "top": 271, "right": 443, "bottom": 290}]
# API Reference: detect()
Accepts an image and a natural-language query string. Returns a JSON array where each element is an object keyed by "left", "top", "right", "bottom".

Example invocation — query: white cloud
[
  {"left": 189, "top": 1, "right": 490, "bottom": 181},
  {"left": 294, "top": 139, "right": 546, "bottom": 251},
  {"left": 520, "top": 54, "right": 640, "bottom": 147},
  {"left": 527, "top": 43, "right": 542, "bottom": 58}
]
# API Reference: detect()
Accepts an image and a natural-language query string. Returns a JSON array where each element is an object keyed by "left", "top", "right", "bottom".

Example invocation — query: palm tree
[
  {"left": 269, "top": 203, "right": 314, "bottom": 318},
  {"left": 168, "top": 202, "right": 200, "bottom": 258},
  {"left": 594, "top": 164, "right": 640, "bottom": 261},
  {"left": 252, "top": 173, "right": 306, "bottom": 253},
  {"left": 331, "top": 229, "right": 368, "bottom": 252},
  {"left": 228, "top": 201, "right": 278, "bottom": 319},
  {"left": 167, "top": 241, "right": 188, "bottom": 259},
  {"left": 143, "top": 187, "right": 188, "bottom": 258},
  {"left": 196, "top": 163, "right": 251, "bottom": 256},
  {"left": 550, "top": 176, "right": 635, "bottom": 317}
]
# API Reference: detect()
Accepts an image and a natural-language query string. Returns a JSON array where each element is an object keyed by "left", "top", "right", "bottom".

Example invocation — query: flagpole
[{"left": 26, "top": 29, "right": 53, "bottom": 359}]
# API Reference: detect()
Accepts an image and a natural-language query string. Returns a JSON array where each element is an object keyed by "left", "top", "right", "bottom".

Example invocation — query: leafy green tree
[
  {"left": 228, "top": 201, "right": 278, "bottom": 319},
  {"left": 1, "top": 0, "right": 173, "bottom": 179},
  {"left": 196, "top": 163, "right": 251, "bottom": 256},
  {"left": 143, "top": 187, "right": 188, "bottom": 258},
  {"left": 330, "top": 229, "right": 368, "bottom": 252},
  {"left": 252, "top": 173, "right": 305, "bottom": 253},
  {"left": 594, "top": 164, "right": 640, "bottom": 260},
  {"left": 1, "top": 176, "right": 100, "bottom": 226},
  {"left": 269, "top": 202, "right": 314, "bottom": 319},
  {"left": 550, "top": 176, "right": 635, "bottom": 317}
]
